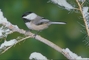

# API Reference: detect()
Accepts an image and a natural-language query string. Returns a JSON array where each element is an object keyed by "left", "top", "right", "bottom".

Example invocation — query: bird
[{"left": 22, "top": 12, "right": 66, "bottom": 32}]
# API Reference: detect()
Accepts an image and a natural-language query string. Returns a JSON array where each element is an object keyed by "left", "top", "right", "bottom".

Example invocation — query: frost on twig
[
  {"left": 0, "top": 26, "right": 11, "bottom": 38},
  {"left": 75, "top": 0, "right": 89, "bottom": 36},
  {"left": 50, "top": 0, "right": 75, "bottom": 10},
  {"left": 82, "top": 7, "right": 89, "bottom": 28},
  {"left": 0, "top": 39, "right": 17, "bottom": 54},
  {"left": 79, "top": 0, "right": 85, "bottom": 2},
  {"left": 62, "top": 48, "right": 89, "bottom": 60},
  {"left": 0, "top": 9, "right": 13, "bottom": 38},
  {"left": 0, "top": 39, "right": 17, "bottom": 49},
  {"left": 29, "top": 52, "right": 47, "bottom": 60}
]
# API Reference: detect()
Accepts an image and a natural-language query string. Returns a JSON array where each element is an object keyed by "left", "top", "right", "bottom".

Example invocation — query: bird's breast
[{"left": 25, "top": 22, "right": 49, "bottom": 31}]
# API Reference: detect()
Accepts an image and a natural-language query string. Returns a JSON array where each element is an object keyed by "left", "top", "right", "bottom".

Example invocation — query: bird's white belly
[{"left": 25, "top": 22, "right": 48, "bottom": 31}]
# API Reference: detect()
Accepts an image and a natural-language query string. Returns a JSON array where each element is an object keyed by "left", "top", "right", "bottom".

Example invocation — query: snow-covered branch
[
  {"left": 62, "top": 48, "right": 89, "bottom": 60},
  {"left": 75, "top": 0, "right": 89, "bottom": 36},
  {"left": 29, "top": 49, "right": 89, "bottom": 60},
  {"left": 50, "top": 0, "right": 75, "bottom": 10}
]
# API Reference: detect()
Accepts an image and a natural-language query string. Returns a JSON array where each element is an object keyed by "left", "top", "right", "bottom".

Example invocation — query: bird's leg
[
  {"left": 26, "top": 29, "right": 32, "bottom": 32},
  {"left": 33, "top": 31, "right": 41, "bottom": 38}
]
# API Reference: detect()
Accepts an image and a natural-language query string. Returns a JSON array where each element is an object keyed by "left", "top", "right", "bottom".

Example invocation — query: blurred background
[{"left": 0, "top": 0, "right": 89, "bottom": 60}]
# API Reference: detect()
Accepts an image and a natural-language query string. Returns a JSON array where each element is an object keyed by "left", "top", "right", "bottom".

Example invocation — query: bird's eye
[
  {"left": 22, "top": 18, "right": 31, "bottom": 22},
  {"left": 42, "top": 17, "right": 46, "bottom": 19}
]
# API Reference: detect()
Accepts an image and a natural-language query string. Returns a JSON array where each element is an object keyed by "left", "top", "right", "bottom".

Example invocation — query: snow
[
  {"left": 29, "top": 52, "right": 47, "bottom": 60},
  {"left": 0, "top": 39, "right": 17, "bottom": 49},
  {"left": 51, "top": 0, "right": 74, "bottom": 10},
  {"left": 62, "top": 48, "right": 89, "bottom": 60}
]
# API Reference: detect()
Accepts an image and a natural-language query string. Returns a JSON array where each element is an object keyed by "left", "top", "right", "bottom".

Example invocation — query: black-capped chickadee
[{"left": 22, "top": 12, "right": 66, "bottom": 31}]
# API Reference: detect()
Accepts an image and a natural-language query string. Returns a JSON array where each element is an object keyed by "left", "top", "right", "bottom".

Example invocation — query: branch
[{"left": 76, "top": 0, "right": 89, "bottom": 36}]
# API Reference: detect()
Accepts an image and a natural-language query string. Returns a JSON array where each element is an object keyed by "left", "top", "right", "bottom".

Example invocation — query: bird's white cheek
[
  {"left": 30, "top": 14, "right": 37, "bottom": 20},
  {"left": 25, "top": 22, "right": 32, "bottom": 29},
  {"left": 23, "top": 13, "right": 37, "bottom": 20}
]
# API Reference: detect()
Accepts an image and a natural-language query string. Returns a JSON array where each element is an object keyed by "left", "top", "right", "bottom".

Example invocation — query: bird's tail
[{"left": 50, "top": 22, "right": 66, "bottom": 24}]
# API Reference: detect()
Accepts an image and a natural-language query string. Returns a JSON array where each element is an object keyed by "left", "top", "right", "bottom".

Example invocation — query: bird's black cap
[{"left": 22, "top": 12, "right": 32, "bottom": 17}]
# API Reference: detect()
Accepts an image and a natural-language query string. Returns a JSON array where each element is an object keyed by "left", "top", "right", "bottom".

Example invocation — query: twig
[
  {"left": 81, "top": 0, "right": 86, "bottom": 6},
  {"left": 35, "top": 35, "right": 63, "bottom": 53},
  {"left": 76, "top": 0, "right": 89, "bottom": 36},
  {"left": 0, "top": 36, "right": 31, "bottom": 54}
]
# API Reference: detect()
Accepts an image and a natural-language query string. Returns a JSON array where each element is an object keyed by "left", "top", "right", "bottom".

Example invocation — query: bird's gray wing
[
  {"left": 36, "top": 19, "right": 50, "bottom": 25},
  {"left": 32, "top": 16, "right": 43, "bottom": 24}
]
